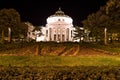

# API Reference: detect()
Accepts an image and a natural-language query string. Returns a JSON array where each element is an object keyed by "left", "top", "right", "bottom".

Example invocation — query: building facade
[
  {"left": 27, "top": 8, "right": 85, "bottom": 42},
  {"left": 40, "top": 8, "right": 75, "bottom": 42}
]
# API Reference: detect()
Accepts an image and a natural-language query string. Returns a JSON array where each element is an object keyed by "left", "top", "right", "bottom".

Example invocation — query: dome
[
  {"left": 50, "top": 8, "right": 70, "bottom": 18},
  {"left": 47, "top": 8, "right": 73, "bottom": 24}
]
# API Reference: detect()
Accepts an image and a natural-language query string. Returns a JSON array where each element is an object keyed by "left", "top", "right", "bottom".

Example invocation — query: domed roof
[
  {"left": 49, "top": 8, "right": 71, "bottom": 18},
  {"left": 47, "top": 8, "right": 73, "bottom": 24}
]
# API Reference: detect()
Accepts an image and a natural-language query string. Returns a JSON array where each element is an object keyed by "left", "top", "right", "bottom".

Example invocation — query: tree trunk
[
  {"left": 1, "top": 30, "right": 4, "bottom": 43},
  {"left": 104, "top": 28, "right": 107, "bottom": 45}
]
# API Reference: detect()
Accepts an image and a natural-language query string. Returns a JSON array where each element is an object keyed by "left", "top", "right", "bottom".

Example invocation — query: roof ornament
[
  {"left": 58, "top": 7, "right": 61, "bottom": 11},
  {"left": 55, "top": 7, "right": 64, "bottom": 15},
  {"left": 48, "top": 7, "right": 71, "bottom": 18}
]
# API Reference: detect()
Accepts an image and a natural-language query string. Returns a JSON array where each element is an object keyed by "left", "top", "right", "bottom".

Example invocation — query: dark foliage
[{"left": 0, "top": 66, "right": 120, "bottom": 79}]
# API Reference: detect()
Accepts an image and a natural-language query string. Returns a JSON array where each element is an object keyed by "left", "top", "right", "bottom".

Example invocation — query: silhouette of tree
[{"left": 0, "top": 8, "right": 21, "bottom": 42}]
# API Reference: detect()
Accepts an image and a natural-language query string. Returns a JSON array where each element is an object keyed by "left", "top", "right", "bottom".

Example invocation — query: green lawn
[
  {"left": 0, "top": 55, "right": 120, "bottom": 67},
  {"left": 82, "top": 42, "right": 120, "bottom": 54},
  {"left": 1, "top": 42, "right": 120, "bottom": 79}
]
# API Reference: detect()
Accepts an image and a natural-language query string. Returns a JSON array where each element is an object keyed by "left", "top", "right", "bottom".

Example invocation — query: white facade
[
  {"left": 25, "top": 22, "right": 36, "bottom": 40},
  {"left": 26, "top": 8, "right": 84, "bottom": 42},
  {"left": 41, "top": 8, "right": 75, "bottom": 42}
]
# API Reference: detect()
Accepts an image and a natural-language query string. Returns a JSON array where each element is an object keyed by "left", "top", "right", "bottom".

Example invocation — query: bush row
[
  {"left": 0, "top": 66, "right": 120, "bottom": 80},
  {"left": 0, "top": 42, "right": 35, "bottom": 51}
]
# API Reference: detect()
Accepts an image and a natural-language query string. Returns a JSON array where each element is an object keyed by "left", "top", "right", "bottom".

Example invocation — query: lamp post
[
  {"left": 8, "top": 27, "right": 11, "bottom": 42},
  {"left": 104, "top": 27, "right": 107, "bottom": 45}
]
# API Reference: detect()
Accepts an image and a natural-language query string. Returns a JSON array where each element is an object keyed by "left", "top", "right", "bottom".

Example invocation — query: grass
[
  {"left": 1, "top": 42, "right": 120, "bottom": 79},
  {"left": 81, "top": 42, "right": 120, "bottom": 54},
  {"left": 0, "top": 42, "right": 120, "bottom": 67},
  {"left": 0, "top": 55, "right": 120, "bottom": 67}
]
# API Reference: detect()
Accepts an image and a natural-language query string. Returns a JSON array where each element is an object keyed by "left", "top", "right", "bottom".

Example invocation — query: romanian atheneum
[
  {"left": 27, "top": 8, "right": 78, "bottom": 42},
  {"left": 41, "top": 8, "right": 75, "bottom": 42}
]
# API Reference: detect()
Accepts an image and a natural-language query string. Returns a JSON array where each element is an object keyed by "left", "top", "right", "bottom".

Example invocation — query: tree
[
  {"left": 82, "top": 8, "right": 109, "bottom": 43},
  {"left": 82, "top": 0, "right": 120, "bottom": 44},
  {"left": 0, "top": 8, "right": 21, "bottom": 42},
  {"left": 33, "top": 26, "right": 42, "bottom": 38},
  {"left": 106, "top": 0, "right": 120, "bottom": 33},
  {"left": 105, "top": 0, "right": 120, "bottom": 42},
  {"left": 17, "top": 22, "right": 28, "bottom": 39},
  {"left": 73, "top": 26, "right": 84, "bottom": 42}
]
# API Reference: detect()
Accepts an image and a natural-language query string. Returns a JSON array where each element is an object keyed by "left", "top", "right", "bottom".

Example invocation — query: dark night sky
[{"left": 0, "top": 0, "right": 108, "bottom": 26}]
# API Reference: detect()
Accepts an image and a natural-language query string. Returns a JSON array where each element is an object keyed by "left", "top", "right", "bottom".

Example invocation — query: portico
[{"left": 43, "top": 8, "right": 74, "bottom": 42}]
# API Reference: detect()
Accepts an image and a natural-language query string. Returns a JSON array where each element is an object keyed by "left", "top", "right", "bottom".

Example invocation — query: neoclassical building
[
  {"left": 39, "top": 8, "right": 75, "bottom": 42},
  {"left": 26, "top": 8, "right": 84, "bottom": 42}
]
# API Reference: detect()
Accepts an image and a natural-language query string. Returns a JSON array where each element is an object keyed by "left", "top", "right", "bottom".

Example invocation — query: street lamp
[
  {"left": 104, "top": 27, "right": 107, "bottom": 45},
  {"left": 8, "top": 27, "right": 11, "bottom": 42}
]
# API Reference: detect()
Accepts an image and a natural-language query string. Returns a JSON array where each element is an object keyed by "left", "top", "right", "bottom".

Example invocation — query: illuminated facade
[
  {"left": 39, "top": 8, "right": 75, "bottom": 42},
  {"left": 26, "top": 8, "right": 80, "bottom": 42}
]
